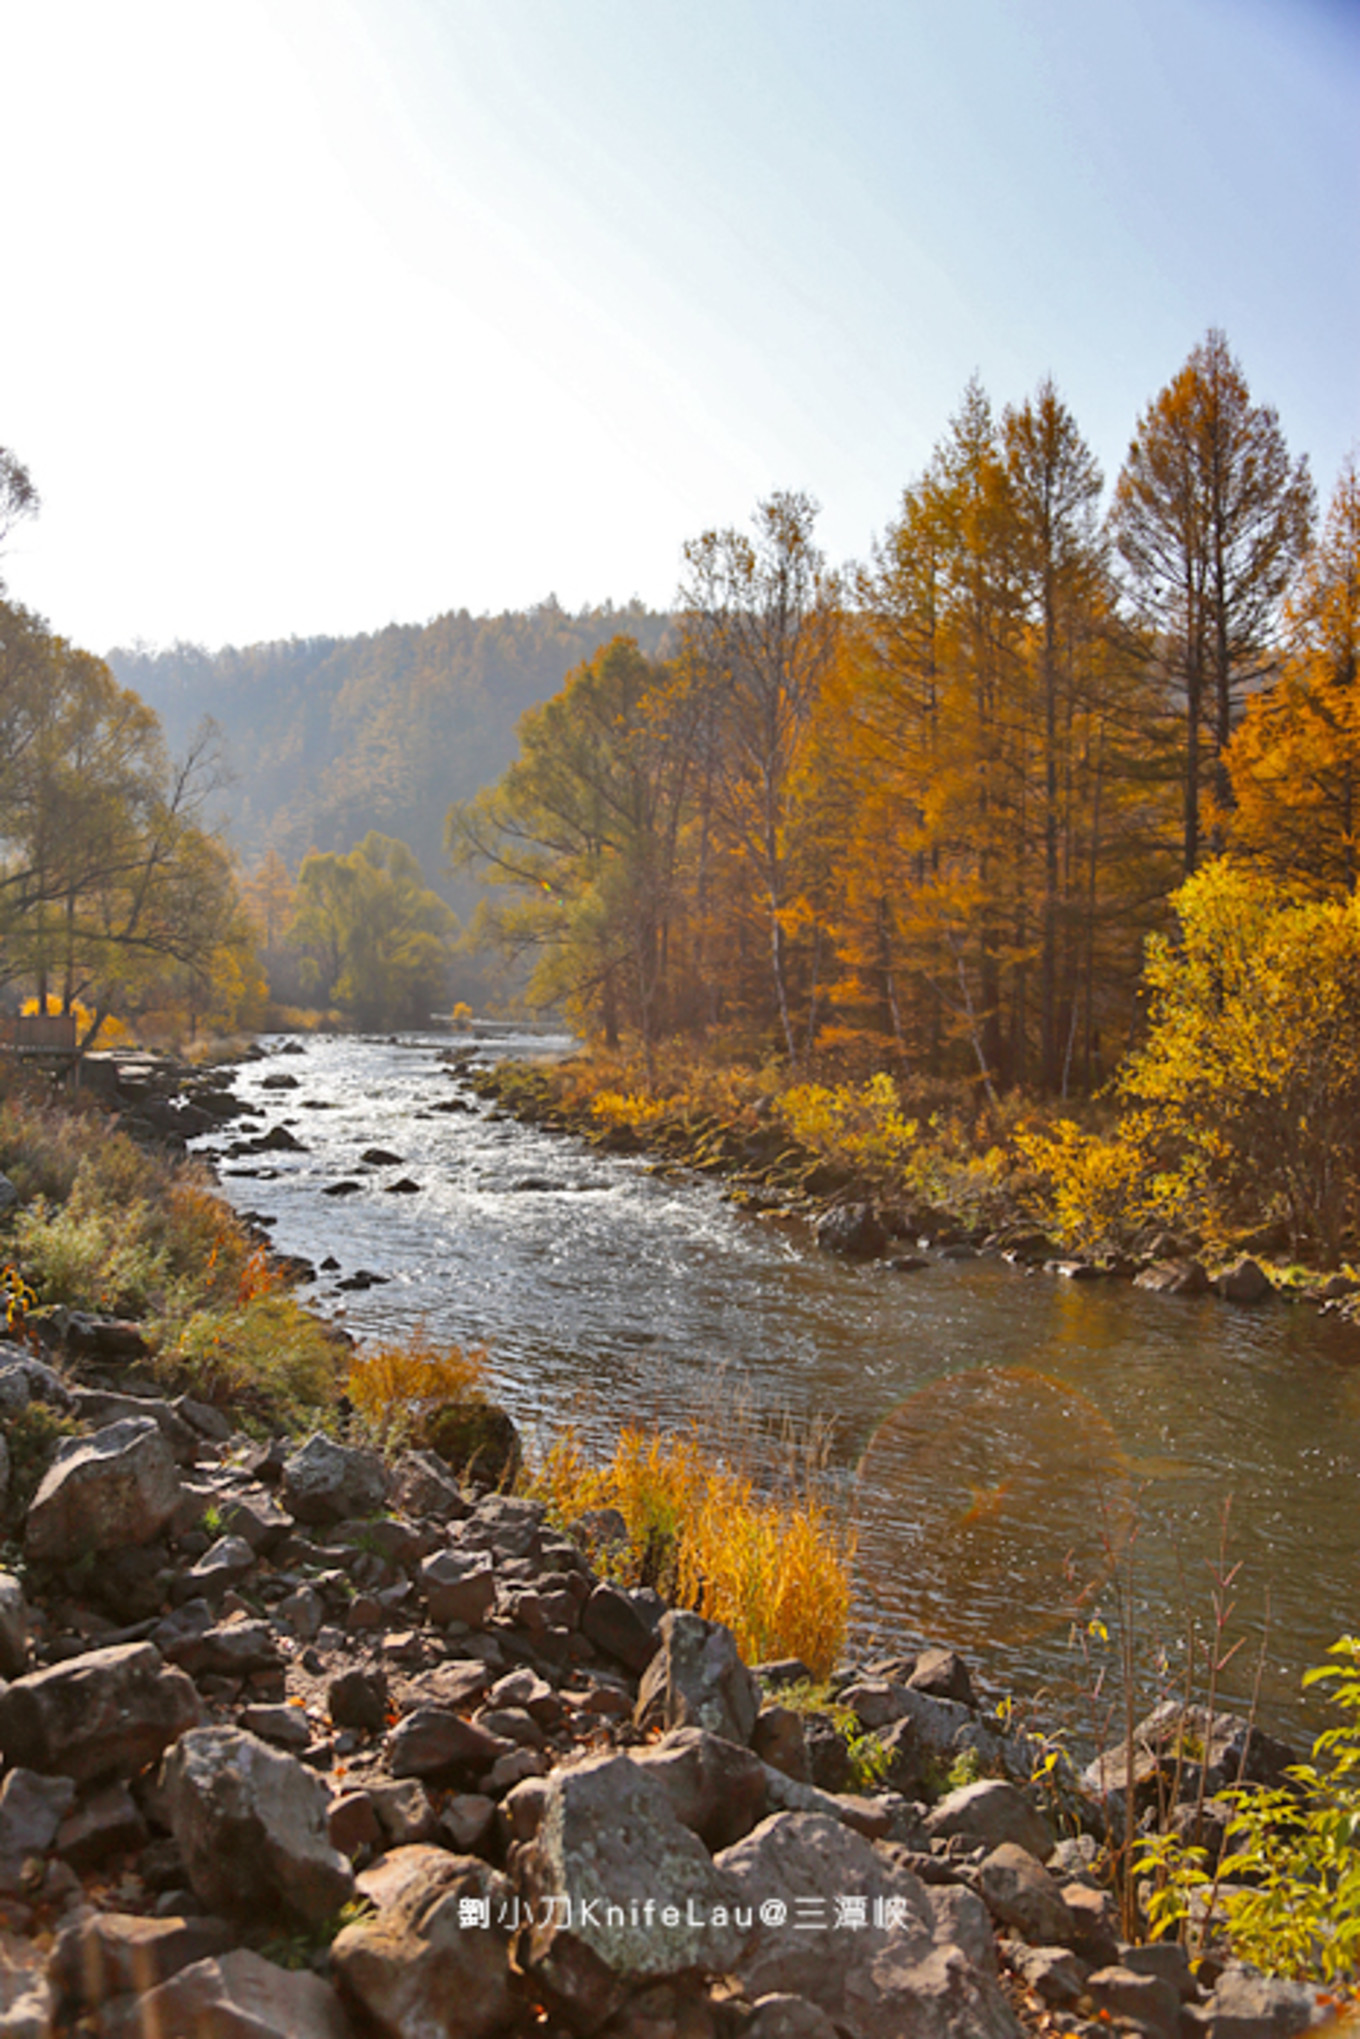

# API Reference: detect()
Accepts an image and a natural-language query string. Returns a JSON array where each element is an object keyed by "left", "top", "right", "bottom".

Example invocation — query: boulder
[
  {"left": 0, "top": 1769, "right": 76, "bottom": 1890},
  {"left": 746, "top": 1998, "right": 842, "bottom": 2039},
  {"left": 106, "top": 1949, "right": 354, "bottom": 2039},
  {"left": 1205, "top": 1961, "right": 1332, "bottom": 2037},
  {"left": 1217, "top": 1258, "right": 1274, "bottom": 1305},
  {"left": 717, "top": 1811, "right": 1018, "bottom": 2039},
  {"left": 164, "top": 1726, "right": 355, "bottom": 1925},
  {"left": 25, "top": 1417, "right": 182, "bottom": 1564},
  {"left": 1133, "top": 1258, "right": 1210, "bottom": 1296},
  {"left": 217, "top": 1490, "right": 292, "bottom": 1551},
  {"left": 816, "top": 1204, "right": 886, "bottom": 1259},
  {"left": 392, "top": 1447, "right": 467, "bottom": 1522},
  {"left": 280, "top": 1434, "right": 387, "bottom": 1526},
  {"left": 975, "top": 1843, "right": 1072, "bottom": 1944},
  {"left": 331, "top": 1851, "right": 514, "bottom": 2039},
  {"left": 924, "top": 1780, "right": 1054, "bottom": 1862},
  {"left": 387, "top": 1709, "right": 508, "bottom": 1782},
  {"left": 328, "top": 1666, "right": 389, "bottom": 1734},
  {"left": 161, "top": 1618, "right": 281, "bottom": 1679},
  {"left": 424, "top": 1400, "right": 522, "bottom": 1487},
  {"left": 1085, "top": 1965, "right": 1181, "bottom": 2039},
  {"left": 752, "top": 1705, "right": 810, "bottom": 1783},
  {"left": 909, "top": 1648, "right": 976, "bottom": 1708},
  {"left": 0, "top": 1642, "right": 200, "bottom": 1783},
  {"left": 420, "top": 1548, "right": 496, "bottom": 1628},
  {"left": 581, "top": 1581, "right": 659, "bottom": 1673},
  {"left": 49, "top": 1910, "right": 235, "bottom": 2015},
  {"left": 69, "top": 1387, "right": 200, "bottom": 1464},
  {"left": 517, "top": 1753, "right": 750, "bottom": 2031},
  {"left": 631, "top": 1727, "right": 769, "bottom": 1849},
  {"left": 0, "top": 1573, "right": 30, "bottom": 1679},
  {"left": 635, "top": 1610, "right": 760, "bottom": 1746},
  {"left": 54, "top": 1780, "right": 148, "bottom": 1867}
]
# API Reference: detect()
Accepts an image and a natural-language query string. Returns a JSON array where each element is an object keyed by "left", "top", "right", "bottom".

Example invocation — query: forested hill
[{"left": 108, "top": 600, "right": 672, "bottom": 903}]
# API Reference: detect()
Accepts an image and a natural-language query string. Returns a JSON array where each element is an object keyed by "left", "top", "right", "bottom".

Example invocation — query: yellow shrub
[
  {"left": 1016, "top": 1119, "right": 1156, "bottom": 1251},
  {"left": 531, "top": 1423, "right": 854, "bottom": 1680},
  {"left": 347, "top": 1335, "right": 487, "bottom": 1447}
]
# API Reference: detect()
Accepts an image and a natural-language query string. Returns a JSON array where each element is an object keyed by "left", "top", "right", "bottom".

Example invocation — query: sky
[{"left": 1, "top": 0, "right": 1356, "bottom": 654}]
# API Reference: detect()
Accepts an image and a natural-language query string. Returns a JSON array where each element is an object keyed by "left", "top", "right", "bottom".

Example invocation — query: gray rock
[
  {"left": 1217, "top": 1258, "right": 1274, "bottom": 1304},
  {"left": 387, "top": 1708, "right": 507, "bottom": 1780},
  {"left": 239, "top": 1704, "right": 312, "bottom": 1751},
  {"left": 924, "top": 1779, "right": 1054, "bottom": 1862},
  {"left": 1086, "top": 1964, "right": 1181, "bottom": 2039},
  {"left": 54, "top": 1780, "right": 148, "bottom": 1868},
  {"left": 976, "top": 1843, "right": 1072, "bottom": 1944},
  {"left": 392, "top": 1448, "right": 467, "bottom": 1522},
  {"left": 753, "top": 1704, "right": 810, "bottom": 1782},
  {"left": 328, "top": 1666, "right": 388, "bottom": 1733},
  {"left": 816, "top": 1204, "right": 886, "bottom": 1259},
  {"left": 0, "top": 1768, "right": 76, "bottom": 1889},
  {"left": 105, "top": 1949, "right": 354, "bottom": 2039},
  {"left": 0, "top": 1573, "right": 30, "bottom": 1679},
  {"left": 368, "top": 1778, "right": 438, "bottom": 1846},
  {"left": 909, "top": 1648, "right": 976, "bottom": 1708},
  {"left": 747, "top": 1997, "right": 842, "bottom": 2039},
  {"left": 164, "top": 1726, "right": 355, "bottom": 1925},
  {"left": 25, "top": 1417, "right": 182, "bottom": 1564},
  {"left": 631, "top": 1727, "right": 769, "bottom": 1849},
  {"left": 442, "top": 1792, "right": 496, "bottom": 1851},
  {"left": 420, "top": 1548, "right": 496, "bottom": 1628},
  {"left": 0, "top": 1352, "right": 73, "bottom": 1412},
  {"left": 1011, "top": 1944, "right": 1089, "bottom": 2005},
  {"left": 518, "top": 1752, "right": 750, "bottom": 2030},
  {"left": 1121, "top": 1938, "right": 1196, "bottom": 1999},
  {"left": 49, "top": 1909, "right": 236, "bottom": 2015},
  {"left": 174, "top": 1394, "right": 235, "bottom": 1442},
  {"left": 280, "top": 1433, "right": 387, "bottom": 1527},
  {"left": 217, "top": 1488, "right": 292, "bottom": 1551},
  {"left": 1206, "top": 1962, "right": 1331, "bottom": 2037},
  {"left": 717, "top": 1811, "right": 1019, "bottom": 2039},
  {"left": 162, "top": 1618, "right": 280, "bottom": 1679},
  {"left": 0, "top": 1175, "right": 17, "bottom": 1214},
  {"left": 332, "top": 1851, "right": 513, "bottom": 2039},
  {"left": 0, "top": 1641, "right": 200, "bottom": 1783},
  {"left": 70, "top": 1387, "right": 200, "bottom": 1464},
  {"left": 1134, "top": 1257, "right": 1211, "bottom": 1295},
  {"left": 581, "top": 1580, "right": 659, "bottom": 1673},
  {"left": 183, "top": 1534, "right": 256, "bottom": 1596},
  {"left": 635, "top": 1609, "right": 760, "bottom": 1746},
  {"left": 278, "top": 1583, "right": 325, "bottom": 1639}
]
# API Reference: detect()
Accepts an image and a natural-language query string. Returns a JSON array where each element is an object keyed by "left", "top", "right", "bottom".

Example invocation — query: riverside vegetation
[{"left": 0, "top": 1057, "right": 1351, "bottom": 2034}]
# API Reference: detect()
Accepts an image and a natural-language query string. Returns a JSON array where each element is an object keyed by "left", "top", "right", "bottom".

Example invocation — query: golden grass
[
  {"left": 532, "top": 1422, "right": 854, "bottom": 1681},
  {"left": 346, "top": 1334, "right": 487, "bottom": 1448}
]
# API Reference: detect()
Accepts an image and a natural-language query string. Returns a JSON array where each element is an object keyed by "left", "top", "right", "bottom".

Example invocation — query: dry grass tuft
[{"left": 346, "top": 1334, "right": 487, "bottom": 1448}]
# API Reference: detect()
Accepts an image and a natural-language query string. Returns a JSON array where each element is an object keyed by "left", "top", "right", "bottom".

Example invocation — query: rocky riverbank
[
  {"left": 0, "top": 1341, "right": 1335, "bottom": 2039},
  {"left": 467, "top": 1059, "right": 1360, "bottom": 1329}
]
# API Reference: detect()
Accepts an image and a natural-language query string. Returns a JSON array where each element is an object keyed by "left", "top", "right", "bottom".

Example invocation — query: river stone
[
  {"left": 164, "top": 1726, "right": 355, "bottom": 1925},
  {"left": 635, "top": 1610, "right": 761, "bottom": 1746},
  {"left": 0, "top": 1642, "right": 200, "bottom": 1783},
  {"left": 909, "top": 1648, "right": 977, "bottom": 1707},
  {"left": 816, "top": 1204, "right": 887, "bottom": 1259},
  {"left": 518, "top": 1752, "right": 750, "bottom": 2030},
  {"left": 25, "top": 1416, "right": 182, "bottom": 1563},
  {"left": 332, "top": 1851, "right": 514, "bottom": 2039},
  {"left": 717, "top": 1811, "right": 1018, "bottom": 2039},
  {"left": 69, "top": 1387, "right": 200, "bottom": 1464},
  {"left": 0, "top": 1572, "right": 29, "bottom": 1679},
  {"left": 1217, "top": 1257, "right": 1274, "bottom": 1304},
  {"left": 631, "top": 1727, "right": 769, "bottom": 1849},
  {"left": 108, "top": 1949, "right": 353, "bottom": 2039},
  {"left": 1133, "top": 1257, "right": 1210, "bottom": 1295},
  {"left": 925, "top": 1780, "right": 1054, "bottom": 1862},
  {"left": 280, "top": 1433, "right": 387, "bottom": 1526}
]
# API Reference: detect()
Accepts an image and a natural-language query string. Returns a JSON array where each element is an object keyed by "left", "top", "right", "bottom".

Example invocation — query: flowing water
[{"left": 191, "top": 1031, "right": 1360, "bottom": 1746}]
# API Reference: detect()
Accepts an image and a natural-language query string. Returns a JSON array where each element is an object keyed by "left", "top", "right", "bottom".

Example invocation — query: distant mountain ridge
[{"left": 109, "top": 600, "right": 673, "bottom": 905}]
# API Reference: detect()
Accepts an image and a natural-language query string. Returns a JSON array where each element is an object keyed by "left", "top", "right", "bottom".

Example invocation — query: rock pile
[{"left": 0, "top": 1348, "right": 1333, "bottom": 2037}]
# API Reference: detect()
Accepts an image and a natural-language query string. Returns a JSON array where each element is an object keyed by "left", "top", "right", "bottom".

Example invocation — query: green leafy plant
[{"left": 1137, "top": 1636, "right": 1360, "bottom": 1982}]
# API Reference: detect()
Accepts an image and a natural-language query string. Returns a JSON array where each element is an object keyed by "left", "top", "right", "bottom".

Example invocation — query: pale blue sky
[{"left": 1, "top": 0, "right": 1356, "bottom": 650}]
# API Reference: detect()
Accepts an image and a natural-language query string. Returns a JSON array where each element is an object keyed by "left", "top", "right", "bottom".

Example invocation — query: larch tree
[{"left": 1112, "top": 329, "right": 1313, "bottom": 874}]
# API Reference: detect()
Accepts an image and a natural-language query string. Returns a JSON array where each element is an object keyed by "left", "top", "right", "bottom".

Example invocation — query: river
[{"left": 189, "top": 1030, "right": 1360, "bottom": 1748}]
